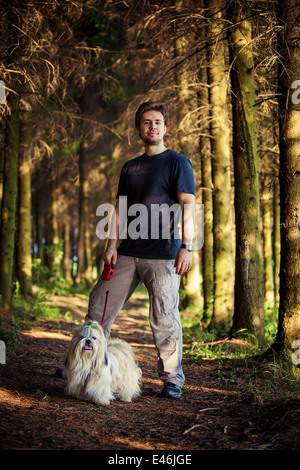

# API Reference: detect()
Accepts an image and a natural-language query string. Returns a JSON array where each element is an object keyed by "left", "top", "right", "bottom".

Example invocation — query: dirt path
[{"left": 0, "top": 290, "right": 299, "bottom": 452}]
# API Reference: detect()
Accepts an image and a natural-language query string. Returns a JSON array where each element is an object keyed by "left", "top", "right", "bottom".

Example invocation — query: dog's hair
[{"left": 64, "top": 320, "right": 142, "bottom": 406}]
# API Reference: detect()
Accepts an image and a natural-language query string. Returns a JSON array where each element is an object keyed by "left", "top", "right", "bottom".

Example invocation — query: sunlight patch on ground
[
  {"left": 109, "top": 435, "right": 170, "bottom": 450},
  {"left": 141, "top": 377, "right": 162, "bottom": 386},
  {"left": 200, "top": 386, "right": 238, "bottom": 395},
  {"left": 129, "top": 342, "right": 155, "bottom": 349},
  {"left": 22, "top": 330, "right": 71, "bottom": 341},
  {"left": 0, "top": 387, "right": 37, "bottom": 409}
]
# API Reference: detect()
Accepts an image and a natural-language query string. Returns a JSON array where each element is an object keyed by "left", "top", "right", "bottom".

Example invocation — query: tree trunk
[
  {"left": 228, "top": 0, "right": 265, "bottom": 343},
  {"left": 0, "top": 122, "right": 4, "bottom": 224},
  {"left": 0, "top": 93, "right": 20, "bottom": 305},
  {"left": 76, "top": 139, "right": 93, "bottom": 284},
  {"left": 173, "top": 2, "right": 202, "bottom": 314},
  {"left": 17, "top": 112, "right": 33, "bottom": 297},
  {"left": 198, "top": 56, "right": 214, "bottom": 327},
  {"left": 274, "top": 0, "right": 300, "bottom": 360},
  {"left": 63, "top": 222, "right": 72, "bottom": 281},
  {"left": 262, "top": 178, "right": 275, "bottom": 306},
  {"left": 273, "top": 171, "right": 280, "bottom": 304},
  {"left": 33, "top": 162, "right": 46, "bottom": 265},
  {"left": 35, "top": 192, "right": 44, "bottom": 263},
  {"left": 51, "top": 166, "right": 61, "bottom": 274},
  {"left": 206, "top": 0, "right": 235, "bottom": 334}
]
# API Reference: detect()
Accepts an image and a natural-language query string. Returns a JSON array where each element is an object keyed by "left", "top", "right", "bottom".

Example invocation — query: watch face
[{"left": 182, "top": 244, "right": 193, "bottom": 251}]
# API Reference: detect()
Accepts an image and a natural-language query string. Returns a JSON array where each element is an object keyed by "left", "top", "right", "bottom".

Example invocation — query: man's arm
[
  {"left": 174, "top": 192, "right": 195, "bottom": 275},
  {"left": 102, "top": 199, "right": 120, "bottom": 266}
]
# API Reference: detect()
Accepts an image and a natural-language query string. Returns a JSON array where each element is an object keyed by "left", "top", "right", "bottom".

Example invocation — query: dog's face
[
  {"left": 79, "top": 323, "right": 101, "bottom": 351},
  {"left": 67, "top": 321, "right": 107, "bottom": 365}
]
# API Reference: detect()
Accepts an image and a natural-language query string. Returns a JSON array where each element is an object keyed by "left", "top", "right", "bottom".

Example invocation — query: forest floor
[{"left": 0, "top": 286, "right": 300, "bottom": 456}]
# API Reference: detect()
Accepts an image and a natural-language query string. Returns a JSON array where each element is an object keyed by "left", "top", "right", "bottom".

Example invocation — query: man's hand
[
  {"left": 174, "top": 248, "right": 192, "bottom": 275},
  {"left": 102, "top": 246, "right": 118, "bottom": 266}
]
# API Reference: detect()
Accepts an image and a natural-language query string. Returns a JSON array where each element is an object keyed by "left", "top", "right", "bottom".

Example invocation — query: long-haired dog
[{"left": 64, "top": 320, "right": 142, "bottom": 406}]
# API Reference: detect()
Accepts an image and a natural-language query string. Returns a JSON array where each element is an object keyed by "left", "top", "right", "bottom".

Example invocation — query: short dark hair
[{"left": 135, "top": 101, "right": 169, "bottom": 128}]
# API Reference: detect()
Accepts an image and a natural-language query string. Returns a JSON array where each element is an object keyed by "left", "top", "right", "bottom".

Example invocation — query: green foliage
[
  {"left": 0, "top": 320, "right": 21, "bottom": 358},
  {"left": 34, "top": 389, "right": 50, "bottom": 402},
  {"left": 0, "top": 275, "right": 91, "bottom": 359},
  {"left": 47, "top": 278, "right": 91, "bottom": 297},
  {"left": 264, "top": 301, "right": 279, "bottom": 344},
  {"left": 182, "top": 303, "right": 280, "bottom": 361},
  {"left": 32, "top": 258, "right": 51, "bottom": 284},
  {"left": 52, "top": 140, "right": 80, "bottom": 161},
  {"left": 11, "top": 282, "right": 62, "bottom": 323},
  {"left": 179, "top": 287, "right": 187, "bottom": 310}
]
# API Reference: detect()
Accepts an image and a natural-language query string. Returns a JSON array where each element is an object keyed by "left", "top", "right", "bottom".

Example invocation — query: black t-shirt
[{"left": 116, "top": 149, "right": 195, "bottom": 259}]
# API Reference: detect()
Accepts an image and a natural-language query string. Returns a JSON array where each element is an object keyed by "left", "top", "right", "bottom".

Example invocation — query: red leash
[
  {"left": 100, "top": 264, "right": 115, "bottom": 327},
  {"left": 101, "top": 290, "right": 109, "bottom": 326}
]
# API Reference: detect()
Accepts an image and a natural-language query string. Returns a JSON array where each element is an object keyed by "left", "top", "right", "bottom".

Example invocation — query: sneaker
[{"left": 160, "top": 382, "right": 182, "bottom": 399}]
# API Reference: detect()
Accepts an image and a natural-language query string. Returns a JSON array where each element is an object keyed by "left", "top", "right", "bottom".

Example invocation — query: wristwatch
[{"left": 181, "top": 243, "right": 193, "bottom": 252}]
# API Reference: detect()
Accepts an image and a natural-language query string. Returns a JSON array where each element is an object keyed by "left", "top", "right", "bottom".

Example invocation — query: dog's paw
[{"left": 96, "top": 399, "right": 111, "bottom": 406}]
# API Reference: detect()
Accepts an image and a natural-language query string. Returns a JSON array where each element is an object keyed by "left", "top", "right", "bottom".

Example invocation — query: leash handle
[
  {"left": 102, "top": 264, "right": 115, "bottom": 281},
  {"left": 101, "top": 290, "right": 109, "bottom": 326}
]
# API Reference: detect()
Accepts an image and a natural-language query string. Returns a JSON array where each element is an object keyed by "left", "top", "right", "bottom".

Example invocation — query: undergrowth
[
  {"left": 181, "top": 301, "right": 280, "bottom": 361},
  {"left": 0, "top": 278, "right": 90, "bottom": 359}
]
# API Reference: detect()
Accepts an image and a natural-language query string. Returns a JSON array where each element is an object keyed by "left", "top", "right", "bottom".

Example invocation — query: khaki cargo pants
[{"left": 85, "top": 254, "right": 184, "bottom": 387}]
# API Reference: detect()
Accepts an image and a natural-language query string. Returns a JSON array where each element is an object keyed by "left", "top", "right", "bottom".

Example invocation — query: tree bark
[
  {"left": 206, "top": 0, "right": 235, "bottom": 334},
  {"left": 173, "top": 4, "right": 202, "bottom": 313},
  {"left": 273, "top": 171, "right": 280, "bottom": 304},
  {"left": 63, "top": 222, "right": 72, "bottom": 281},
  {"left": 262, "top": 176, "right": 275, "bottom": 306},
  {"left": 198, "top": 55, "right": 214, "bottom": 326},
  {"left": 0, "top": 92, "right": 20, "bottom": 305},
  {"left": 274, "top": 0, "right": 300, "bottom": 359},
  {"left": 0, "top": 122, "right": 4, "bottom": 225},
  {"left": 51, "top": 166, "right": 61, "bottom": 273},
  {"left": 228, "top": 0, "right": 265, "bottom": 343},
  {"left": 17, "top": 110, "right": 33, "bottom": 297},
  {"left": 76, "top": 139, "right": 93, "bottom": 284}
]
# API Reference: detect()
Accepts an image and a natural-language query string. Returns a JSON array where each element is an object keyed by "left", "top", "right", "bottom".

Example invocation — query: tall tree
[
  {"left": 206, "top": 0, "right": 235, "bottom": 334},
  {"left": 273, "top": 0, "right": 300, "bottom": 360},
  {"left": 0, "top": 122, "right": 4, "bottom": 222},
  {"left": 76, "top": 137, "right": 93, "bottom": 284},
  {"left": 273, "top": 166, "right": 280, "bottom": 304},
  {"left": 261, "top": 166, "right": 275, "bottom": 306},
  {"left": 17, "top": 104, "right": 33, "bottom": 297},
  {"left": 0, "top": 91, "right": 20, "bottom": 305},
  {"left": 228, "top": 0, "right": 265, "bottom": 344},
  {"left": 173, "top": 0, "right": 202, "bottom": 313},
  {"left": 198, "top": 55, "right": 214, "bottom": 326}
]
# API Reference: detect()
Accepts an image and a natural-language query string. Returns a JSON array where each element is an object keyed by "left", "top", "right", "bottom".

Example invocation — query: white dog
[{"left": 64, "top": 320, "right": 142, "bottom": 406}]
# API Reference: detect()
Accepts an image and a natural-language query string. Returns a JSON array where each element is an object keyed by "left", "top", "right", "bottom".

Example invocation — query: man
[{"left": 86, "top": 102, "right": 195, "bottom": 399}]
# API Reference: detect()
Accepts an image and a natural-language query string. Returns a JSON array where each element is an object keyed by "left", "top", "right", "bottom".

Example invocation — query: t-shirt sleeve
[
  {"left": 116, "top": 163, "right": 127, "bottom": 198},
  {"left": 173, "top": 157, "right": 195, "bottom": 195}
]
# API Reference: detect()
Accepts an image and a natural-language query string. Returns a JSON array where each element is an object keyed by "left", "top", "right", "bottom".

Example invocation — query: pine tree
[{"left": 228, "top": 0, "right": 265, "bottom": 343}]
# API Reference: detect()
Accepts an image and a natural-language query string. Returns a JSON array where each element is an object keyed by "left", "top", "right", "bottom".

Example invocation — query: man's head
[
  {"left": 135, "top": 102, "right": 168, "bottom": 129},
  {"left": 135, "top": 102, "right": 168, "bottom": 147}
]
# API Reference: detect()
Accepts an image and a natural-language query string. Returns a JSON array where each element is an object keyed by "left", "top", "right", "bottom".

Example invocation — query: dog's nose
[{"left": 86, "top": 339, "right": 92, "bottom": 345}]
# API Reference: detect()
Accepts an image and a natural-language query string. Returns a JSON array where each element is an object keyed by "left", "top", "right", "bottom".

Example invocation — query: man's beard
[{"left": 142, "top": 135, "right": 163, "bottom": 145}]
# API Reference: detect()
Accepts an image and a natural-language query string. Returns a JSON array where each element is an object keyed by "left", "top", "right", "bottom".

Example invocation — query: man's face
[{"left": 137, "top": 110, "right": 167, "bottom": 145}]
